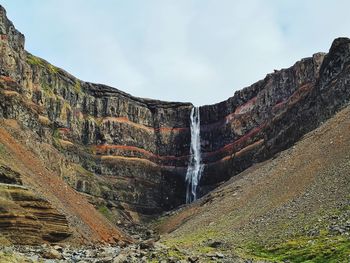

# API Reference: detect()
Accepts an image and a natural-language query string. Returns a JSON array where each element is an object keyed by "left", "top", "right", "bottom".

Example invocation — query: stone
[
  {"left": 139, "top": 239, "right": 155, "bottom": 249},
  {"left": 208, "top": 240, "right": 223, "bottom": 248},
  {"left": 42, "top": 248, "right": 62, "bottom": 259},
  {"left": 188, "top": 255, "right": 199, "bottom": 262},
  {"left": 96, "top": 257, "right": 114, "bottom": 263},
  {"left": 145, "top": 229, "right": 154, "bottom": 238},
  {"left": 53, "top": 245, "right": 63, "bottom": 252},
  {"left": 100, "top": 246, "right": 120, "bottom": 258},
  {"left": 117, "top": 241, "right": 127, "bottom": 247},
  {"left": 85, "top": 249, "right": 97, "bottom": 258},
  {"left": 113, "top": 254, "right": 129, "bottom": 263}
]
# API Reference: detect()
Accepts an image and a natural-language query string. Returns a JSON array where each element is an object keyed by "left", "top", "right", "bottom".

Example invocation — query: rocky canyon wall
[
  {"left": 198, "top": 38, "right": 350, "bottom": 196},
  {"left": 0, "top": 4, "right": 349, "bottom": 220},
  {"left": 0, "top": 5, "right": 193, "bottom": 218}
]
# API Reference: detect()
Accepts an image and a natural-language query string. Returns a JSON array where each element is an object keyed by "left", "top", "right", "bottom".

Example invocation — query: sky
[{"left": 1, "top": 1, "right": 350, "bottom": 106}]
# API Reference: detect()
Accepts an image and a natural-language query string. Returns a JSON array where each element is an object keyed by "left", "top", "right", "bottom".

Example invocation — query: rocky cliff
[
  {"left": 0, "top": 3, "right": 350, "bottom": 230},
  {"left": 198, "top": 38, "right": 350, "bottom": 196},
  {"left": 0, "top": 4, "right": 193, "bottom": 221}
]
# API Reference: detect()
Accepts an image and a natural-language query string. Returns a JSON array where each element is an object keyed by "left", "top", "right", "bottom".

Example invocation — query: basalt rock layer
[
  {"left": 198, "top": 39, "right": 350, "bottom": 195},
  {"left": 0, "top": 3, "right": 350, "bottom": 227},
  {"left": 0, "top": 4, "right": 192, "bottom": 219}
]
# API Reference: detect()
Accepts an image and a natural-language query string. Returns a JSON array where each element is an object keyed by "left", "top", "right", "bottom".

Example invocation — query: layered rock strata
[
  {"left": 0, "top": 4, "right": 350, "bottom": 218},
  {"left": 0, "top": 165, "right": 71, "bottom": 244},
  {"left": 198, "top": 39, "right": 350, "bottom": 195}
]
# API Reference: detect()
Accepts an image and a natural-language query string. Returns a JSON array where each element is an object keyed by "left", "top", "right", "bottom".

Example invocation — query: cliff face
[
  {"left": 198, "top": 54, "right": 323, "bottom": 191},
  {"left": 198, "top": 38, "right": 350, "bottom": 196},
  {"left": 0, "top": 3, "right": 350, "bottom": 225},
  {"left": 0, "top": 5, "right": 193, "bottom": 219}
]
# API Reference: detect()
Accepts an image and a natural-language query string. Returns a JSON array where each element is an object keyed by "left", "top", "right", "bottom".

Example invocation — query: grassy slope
[{"left": 158, "top": 105, "right": 350, "bottom": 262}]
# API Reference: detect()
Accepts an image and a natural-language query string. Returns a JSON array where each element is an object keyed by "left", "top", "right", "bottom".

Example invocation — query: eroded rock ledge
[{"left": 0, "top": 165, "right": 71, "bottom": 244}]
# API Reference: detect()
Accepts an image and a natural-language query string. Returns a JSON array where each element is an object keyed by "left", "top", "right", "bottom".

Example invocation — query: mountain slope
[
  {"left": 157, "top": 103, "right": 350, "bottom": 261},
  {"left": 0, "top": 119, "right": 130, "bottom": 244}
]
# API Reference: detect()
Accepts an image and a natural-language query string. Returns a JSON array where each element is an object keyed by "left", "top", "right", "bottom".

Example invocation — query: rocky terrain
[
  {"left": 157, "top": 104, "right": 350, "bottom": 262},
  {"left": 0, "top": 3, "right": 350, "bottom": 262}
]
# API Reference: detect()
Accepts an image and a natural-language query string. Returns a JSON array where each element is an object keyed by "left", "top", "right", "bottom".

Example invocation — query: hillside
[{"left": 157, "top": 104, "right": 350, "bottom": 262}]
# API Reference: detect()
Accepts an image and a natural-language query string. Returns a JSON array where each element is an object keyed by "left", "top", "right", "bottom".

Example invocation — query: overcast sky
[{"left": 1, "top": 1, "right": 350, "bottom": 105}]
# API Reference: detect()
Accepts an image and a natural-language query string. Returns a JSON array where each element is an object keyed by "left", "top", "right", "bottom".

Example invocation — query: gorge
[{"left": 0, "top": 3, "right": 350, "bottom": 262}]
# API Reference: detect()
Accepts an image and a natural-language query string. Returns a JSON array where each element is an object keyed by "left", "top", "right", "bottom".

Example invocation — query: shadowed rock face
[{"left": 0, "top": 4, "right": 350, "bottom": 218}]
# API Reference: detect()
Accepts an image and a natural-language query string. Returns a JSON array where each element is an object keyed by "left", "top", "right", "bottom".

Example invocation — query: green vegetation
[
  {"left": 0, "top": 143, "right": 7, "bottom": 156},
  {"left": 74, "top": 164, "right": 94, "bottom": 177},
  {"left": 149, "top": 248, "right": 187, "bottom": 262},
  {"left": 26, "top": 54, "right": 45, "bottom": 67},
  {"left": 48, "top": 64, "right": 59, "bottom": 74},
  {"left": 164, "top": 229, "right": 218, "bottom": 251},
  {"left": 97, "top": 205, "right": 114, "bottom": 222},
  {"left": 51, "top": 128, "right": 63, "bottom": 151},
  {"left": 60, "top": 102, "right": 71, "bottom": 121},
  {"left": 85, "top": 115, "right": 101, "bottom": 126},
  {"left": 27, "top": 54, "right": 59, "bottom": 74},
  {"left": 0, "top": 234, "right": 11, "bottom": 246},
  {"left": 73, "top": 80, "right": 82, "bottom": 94},
  {"left": 0, "top": 251, "right": 38, "bottom": 262},
  {"left": 247, "top": 234, "right": 350, "bottom": 263},
  {"left": 53, "top": 128, "right": 61, "bottom": 140},
  {"left": 41, "top": 83, "right": 55, "bottom": 98}
]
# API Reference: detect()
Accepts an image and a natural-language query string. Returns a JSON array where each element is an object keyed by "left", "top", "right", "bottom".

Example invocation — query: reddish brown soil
[{"left": 0, "top": 121, "right": 131, "bottom": 244}]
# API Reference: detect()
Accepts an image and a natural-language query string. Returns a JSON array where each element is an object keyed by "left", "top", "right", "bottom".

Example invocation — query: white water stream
[{"left": 185, "top": 107, "right": 203, "bottom": 203}]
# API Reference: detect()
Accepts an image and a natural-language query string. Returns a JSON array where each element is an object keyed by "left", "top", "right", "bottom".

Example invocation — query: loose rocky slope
[{"left": 158, "top": 104, "right": 350, "bottom": 262}]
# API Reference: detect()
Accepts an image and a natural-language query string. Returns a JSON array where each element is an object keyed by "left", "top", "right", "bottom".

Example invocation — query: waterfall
[{"left": 185, "top": 106, "right": 203, "bottom": 204}]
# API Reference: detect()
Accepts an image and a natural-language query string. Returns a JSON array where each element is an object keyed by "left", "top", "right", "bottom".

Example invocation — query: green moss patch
[
  {"left": 48, "top": 64, "right": 59, "bottom": 74},
  {"left": 0, "top": 143, "right": 7, "bottom": 156},
  {"left": 247, "top": 234, "right": 350, "bottom": 263},
  {"left": 164, "top": 229, "right": 218, "bottom": 251},
  {"left": 97, "top": 205, "right": 114, "bottom": 222},
  {"left": 73, "top": 80, "right": 82, "bottom": 94},
  {"left": 0, "top": 251, "right": 34, "bottom": 262},
  {"left": 26, "top": 54, "right": 45, "bottom": 67},
  {"left": 27, "top": 54, "right": 60, "bottom": 75}
]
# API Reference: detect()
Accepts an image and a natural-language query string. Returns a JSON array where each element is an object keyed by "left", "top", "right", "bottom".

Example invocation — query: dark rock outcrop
[{"left": 0, "top": 3, "right": 350, "bottom": 220}]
